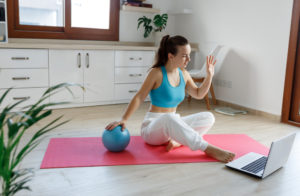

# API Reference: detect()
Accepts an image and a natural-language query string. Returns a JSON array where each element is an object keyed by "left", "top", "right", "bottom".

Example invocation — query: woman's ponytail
[{"left": 160, "top": 35, "right": 170, "bottom": 50}]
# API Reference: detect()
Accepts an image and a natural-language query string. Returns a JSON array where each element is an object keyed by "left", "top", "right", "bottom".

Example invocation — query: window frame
[{"left": 7, "top": 0, "right": 119, "bottom": 41}]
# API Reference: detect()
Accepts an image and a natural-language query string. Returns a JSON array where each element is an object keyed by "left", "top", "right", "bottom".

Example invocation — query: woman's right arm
[{"left": 105, "top": 68, "right": 159, "bottom": 130}]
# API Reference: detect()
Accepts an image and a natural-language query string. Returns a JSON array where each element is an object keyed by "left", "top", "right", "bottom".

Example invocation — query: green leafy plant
[
  {"left": 0, "top": 83, "right": 81, "bottom": 196},
  {"left": 137, "top": 13, "right": 168, "bottom": 38}
]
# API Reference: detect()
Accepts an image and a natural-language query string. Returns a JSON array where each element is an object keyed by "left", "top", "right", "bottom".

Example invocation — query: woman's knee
[
  {"left": 199, "top": 112, "right": 215, "bottom": 125},
  {"left": 159, "top": 113, "right": 182, "bottom": 128},
  {"left": 207, "top": 112, "right": 215, "bottom": 125}
]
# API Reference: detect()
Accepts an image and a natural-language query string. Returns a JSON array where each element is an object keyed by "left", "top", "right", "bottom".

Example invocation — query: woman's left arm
[{"left": 185, "top": 55, "right": 216, "bottom": 99}]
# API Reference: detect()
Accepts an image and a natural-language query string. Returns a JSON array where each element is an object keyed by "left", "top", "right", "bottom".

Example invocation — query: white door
[
  {"left": 49, "top": 49, "right": 84, "bottom": 103},
  {"left": 83, "top": 50, "right": 114, "bottom": 102}
]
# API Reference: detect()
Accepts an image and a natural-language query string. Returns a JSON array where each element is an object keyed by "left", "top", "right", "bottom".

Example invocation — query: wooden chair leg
[
  {"left": 204, "top": 94, "right": 211, "bottom": 110},
  {"left": 210, "top": 85, "right": 217, "bottom": 105},
  {"left": 189, "top": 77, "right": 213, "bottom": 109},
  {"left": 187, "top": 95, "right": 192, "bottom": 103}
]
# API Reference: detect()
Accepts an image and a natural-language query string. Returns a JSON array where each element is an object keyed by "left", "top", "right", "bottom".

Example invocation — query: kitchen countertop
[{"left": 0, "top": 38, "right": 199, "bottom": 51}]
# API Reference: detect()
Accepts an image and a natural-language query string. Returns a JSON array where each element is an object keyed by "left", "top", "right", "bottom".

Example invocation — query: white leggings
[{"left": 141, "top": 112, "right": 215, "bottom": 151}]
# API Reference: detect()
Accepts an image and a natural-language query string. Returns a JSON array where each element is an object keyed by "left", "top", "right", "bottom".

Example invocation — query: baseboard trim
[{"left": 214, "top": 99, "right": 281, "bottom": 122}]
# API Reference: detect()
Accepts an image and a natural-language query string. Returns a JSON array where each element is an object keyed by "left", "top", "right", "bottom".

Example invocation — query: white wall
[
  {"left": 171, "top": 0, "right": 293, "bottom": 115},
  {"left": 119, "top": 0, "right": 293, "bottom": 115}
]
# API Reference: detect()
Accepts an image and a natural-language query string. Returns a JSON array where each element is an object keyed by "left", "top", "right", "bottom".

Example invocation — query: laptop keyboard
[{"left": 241, "top": 156, "right": 268, "bottom": 174}]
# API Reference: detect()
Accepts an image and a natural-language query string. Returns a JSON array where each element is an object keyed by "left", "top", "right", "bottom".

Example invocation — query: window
[
  {"left": 19, "top": 0, "right": 64, "bottom": 27},
  {"left": 7, "top": 0, "right": 119, "bottom": 41}
]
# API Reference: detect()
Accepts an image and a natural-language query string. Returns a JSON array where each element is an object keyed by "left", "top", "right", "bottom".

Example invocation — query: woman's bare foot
[
  {"left": 204, "top": 144, "right": 235, "bottom": 163},
  {"left": 166, "top": 139, "right": 182, "bottom": 152}
]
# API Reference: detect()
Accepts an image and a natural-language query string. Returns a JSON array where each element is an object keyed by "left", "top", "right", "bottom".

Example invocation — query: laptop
[{"left": 225, "top": 132, "right": 296, "bottom": 178}]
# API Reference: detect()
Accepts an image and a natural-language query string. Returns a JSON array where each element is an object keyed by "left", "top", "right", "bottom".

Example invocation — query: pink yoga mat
[{"left": 40, "top": 134, "right": 269, "bottom": 169}]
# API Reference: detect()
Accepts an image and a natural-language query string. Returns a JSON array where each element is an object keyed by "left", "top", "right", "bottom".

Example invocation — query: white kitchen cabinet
[
  {"left": 115, "top": 67, "right": 148, "bottom": 83},
  {"left": 49, "top": 49, "right": 114, "bottom": 104},
  {"left": 83, "top": 50, "right": 114, "bottom": 103},
  {"left": 0, "top": 47, "right": 158, "bottom": 109},
  {"left": 115, "top": 51, "right": 155, "bottom": 67},
  {"left": 114, "top": 50, "right": 154, "bottom": 102},
  {"left": 115, "top": 83, "right": 141, "bottom": 100},
  {"left": 0, "top": 88, "right": 48, "bottom": 108},
  {"left": 49, "top": 50, "right": 83, "bottom": 103},
  {"left": 0, "top": 48, "right": 49, "bottom": 108},
  {"left": 0, "top": 49, "right": 48, "bottom": 68},
  {"left": 0, "top": 69, "right": 48, "bottom": 88}
]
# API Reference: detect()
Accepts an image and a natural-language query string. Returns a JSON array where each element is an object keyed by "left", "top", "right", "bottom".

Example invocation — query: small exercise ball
[{"left": 102, "top": 126, "right": 130, "bottom": 152}]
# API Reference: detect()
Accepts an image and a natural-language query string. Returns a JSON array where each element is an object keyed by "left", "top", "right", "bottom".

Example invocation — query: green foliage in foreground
[{"left": 0, "top": 83, "right": 81, "bottom": 196}]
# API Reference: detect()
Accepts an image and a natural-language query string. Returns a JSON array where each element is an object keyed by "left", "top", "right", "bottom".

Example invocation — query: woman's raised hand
[
  {"left": 105, "top": 120, "right": 127, "bottom": 131},
  {"left": 206, "top": 55, "right": 216, "bottom": 77}
]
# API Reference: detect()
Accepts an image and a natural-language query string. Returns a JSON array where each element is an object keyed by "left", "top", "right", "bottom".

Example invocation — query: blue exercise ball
[{"left": 102, "top": 126, "right": 130, "bottom": 152}]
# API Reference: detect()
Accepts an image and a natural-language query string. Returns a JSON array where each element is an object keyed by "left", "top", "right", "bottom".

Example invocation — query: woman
[{"left": 106, "top": 35, "right": 235, "bottom": 163}]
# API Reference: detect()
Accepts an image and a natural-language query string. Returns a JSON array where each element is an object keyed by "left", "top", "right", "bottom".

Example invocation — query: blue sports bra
[{"left": 149, "top": 66, "right": 186, "bottom": 108}]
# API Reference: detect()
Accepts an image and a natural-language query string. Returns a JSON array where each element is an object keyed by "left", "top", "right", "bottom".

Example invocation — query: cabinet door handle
[
  {"left": 128, "top": 90, "right": 138, "bottom": 93},
  {"left": 129, "top": 57, "right": 142, "bottom": 61},
  {"left": 86, "top": 53, "right": 89, "bottom": 68},
  {"left": 77, "top": 53, "right": 81, "bottom": 68},
  {"left": 12, "top": 77, "right": 30, "bottom": 80},
  {"left": 13, "top": 96, "right": 30, "bottom": 100},
  {"left": 11, "top": 57, "right": 29, "bottom": 60},
  {"left": 129, "top": 74, "right": 142, "bottom": 77}
]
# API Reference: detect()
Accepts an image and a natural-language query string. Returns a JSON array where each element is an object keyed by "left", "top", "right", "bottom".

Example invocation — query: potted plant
[
  {"left": 137, "top": 13, "right": 168, "bottom": 44},
  {"left": 0, "top": 83, "right": 81, "bottom": 196}
]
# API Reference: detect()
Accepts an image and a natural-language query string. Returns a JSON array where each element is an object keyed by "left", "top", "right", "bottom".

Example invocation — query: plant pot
[{"left": 154, "top": 31, "right": 166, "bottom": 46}]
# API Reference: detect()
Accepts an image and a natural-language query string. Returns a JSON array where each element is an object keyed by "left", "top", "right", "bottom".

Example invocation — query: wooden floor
[{"left": 13, "top": 99, "right": 300, "bottom": 196}]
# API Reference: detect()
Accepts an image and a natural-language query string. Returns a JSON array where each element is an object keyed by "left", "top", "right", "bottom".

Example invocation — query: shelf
[
  {"left": 167, "top": 8, "right": 192, "bottom": 15},
  {"left": 121, "top": 5, "right": 160, "bottom": 14}
]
